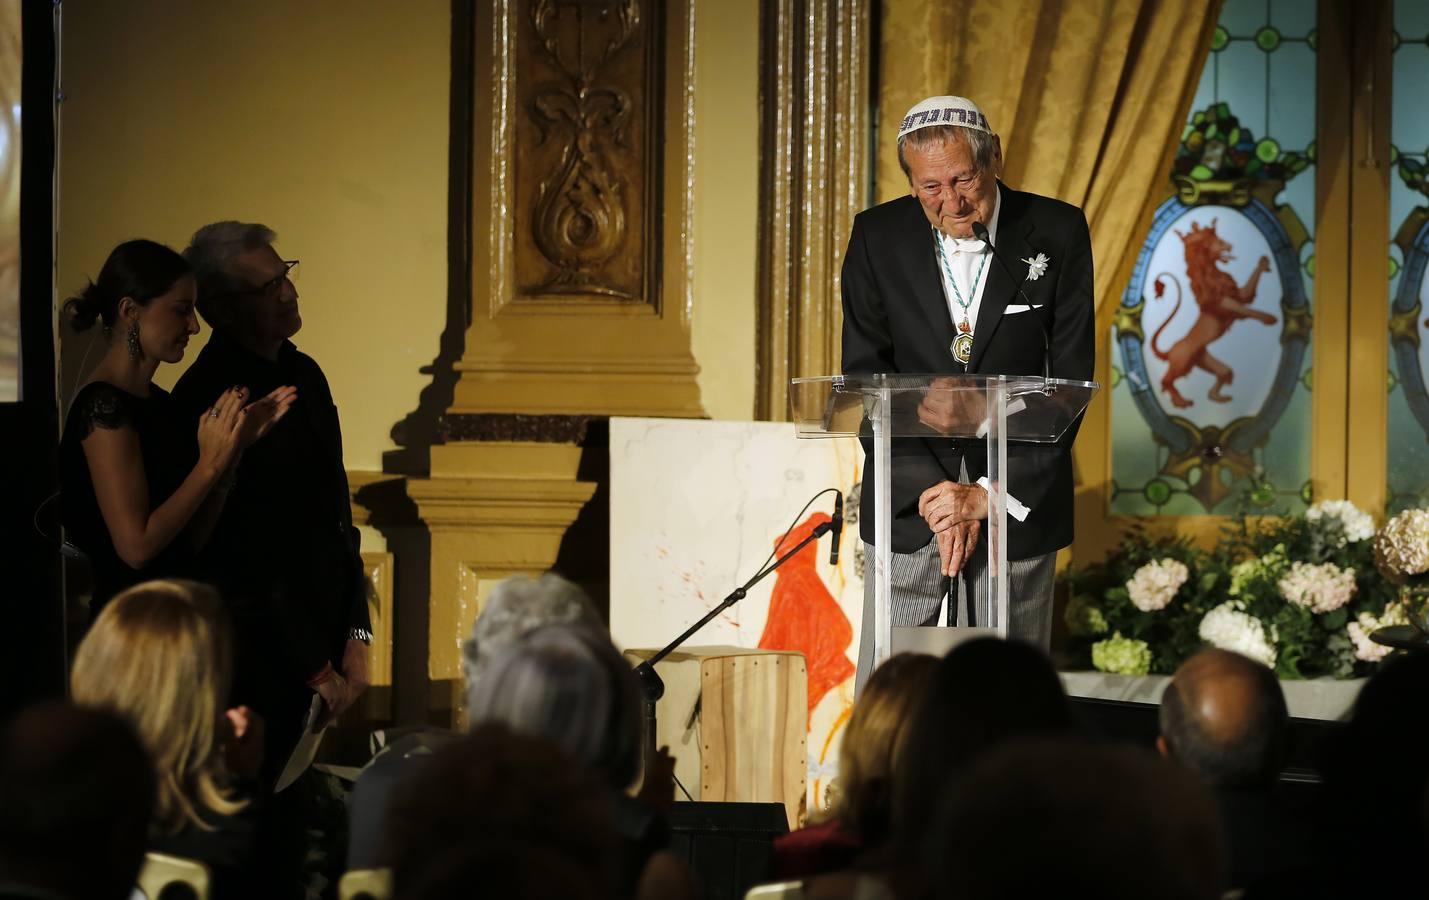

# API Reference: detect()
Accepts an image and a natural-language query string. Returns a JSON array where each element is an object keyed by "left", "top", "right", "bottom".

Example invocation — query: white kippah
[{"left": 897, "top": 95, "right": 992, "bottom": 140}]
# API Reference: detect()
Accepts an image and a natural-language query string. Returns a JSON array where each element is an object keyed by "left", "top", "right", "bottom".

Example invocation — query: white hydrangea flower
[
  {"left": 1198, "top": 602, "right": 1277, "bottom": 669},
  {"left": 1277, "top": 560, "right": 1357, "bottom": 613},
  {"left": 1305, "top": 499, "right": 1375, "bottom": 544},
  {"left": 1346, "top": 601, "right": 1410, "bottom": 663},
  {"left": 1126, "top": 558, "right": 1189, "bottom": 612},
  {"left": 1374, "top": 508, "right": 1429, "bottom": 580}
]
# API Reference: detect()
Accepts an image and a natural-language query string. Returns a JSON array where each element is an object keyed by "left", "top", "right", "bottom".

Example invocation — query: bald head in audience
[{"left": 1158, "top": 648, "right": 1288, "bottom": 788}]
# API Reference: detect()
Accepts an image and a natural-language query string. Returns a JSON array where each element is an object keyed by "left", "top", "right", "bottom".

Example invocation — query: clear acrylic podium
[{"left": 789, "top": 374, "right": 1099, "bottom": 670}]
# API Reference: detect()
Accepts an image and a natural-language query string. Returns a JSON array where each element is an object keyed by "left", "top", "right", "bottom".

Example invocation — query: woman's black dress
[{"left": 59, "top": 381, "right": 197, "bottom": 614}]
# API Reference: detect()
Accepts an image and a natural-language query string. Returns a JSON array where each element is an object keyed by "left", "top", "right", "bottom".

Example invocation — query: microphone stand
[{"left": 632, "top": 517, "right": 837, "bottom": 782}]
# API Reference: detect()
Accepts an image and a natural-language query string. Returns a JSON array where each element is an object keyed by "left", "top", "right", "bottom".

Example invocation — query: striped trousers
[{"left": 854, "top": 537, "right": 1056, "bottom": 693}]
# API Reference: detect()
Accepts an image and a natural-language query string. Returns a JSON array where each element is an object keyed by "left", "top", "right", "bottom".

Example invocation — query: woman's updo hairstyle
[{"left": 63, "top": 239, "right": 191, "bottom": 332}]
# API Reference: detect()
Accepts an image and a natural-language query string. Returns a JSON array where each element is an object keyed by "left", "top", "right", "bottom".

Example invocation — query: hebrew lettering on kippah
[{"left": 900, "top": 103, "right": 990, "bottom": 135}]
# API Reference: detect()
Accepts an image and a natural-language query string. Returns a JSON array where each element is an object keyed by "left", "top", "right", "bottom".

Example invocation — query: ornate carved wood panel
[
  {"left": 457, "top": 0, "right": 700, "bottom": 417},
  {"left": 513, "top": 0, "right": 661, "bottom": 306}
]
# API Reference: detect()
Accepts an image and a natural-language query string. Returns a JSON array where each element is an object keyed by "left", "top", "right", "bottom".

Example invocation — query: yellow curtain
[{"left": 876, "top": 0, "right": 1222, "bottom": 323}]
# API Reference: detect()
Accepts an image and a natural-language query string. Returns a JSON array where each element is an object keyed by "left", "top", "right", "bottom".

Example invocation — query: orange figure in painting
[
  {"left": 758, "top": 512, "right": 856, "bottom": 722},
  {"left": 1150, "top": 219, "right": 1279, "bottom": 409}
]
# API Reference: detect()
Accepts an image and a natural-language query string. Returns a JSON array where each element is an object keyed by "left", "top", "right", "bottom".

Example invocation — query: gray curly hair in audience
[
  {"left": 460, "top": 572, "right": 602, "bottom": 687},
  {"left": 466, "top": 623, "right": 642, "bottom": 791},
  {"left": 183, "top": 220, "right": 278, "bottom": 327}
]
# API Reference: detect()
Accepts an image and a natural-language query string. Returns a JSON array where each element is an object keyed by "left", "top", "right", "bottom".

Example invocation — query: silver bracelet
[{"left": 348, "top": 627, "right": 373, "bottom": 645}]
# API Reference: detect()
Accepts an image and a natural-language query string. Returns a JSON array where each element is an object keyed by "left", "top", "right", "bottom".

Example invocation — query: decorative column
[
  {"left": 756, "top": 0, "right": 871, "bottom": 420},
  {"left": 408, "top": 427, "right": 596, "bottom": 722},
  {"left": 408, "top": 0, "right": 704, "bottom": 722},
  {"left": 454, "top": 0, "right": 703, "bottom": 416}
]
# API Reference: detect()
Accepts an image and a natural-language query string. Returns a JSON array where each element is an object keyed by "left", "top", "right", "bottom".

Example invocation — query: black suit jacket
[
  {"left": 172, "top": 331, "right": 370, "bottom": 689},
  {"left": 840, "top": 183, "right": 1094, "bottom": 559}
]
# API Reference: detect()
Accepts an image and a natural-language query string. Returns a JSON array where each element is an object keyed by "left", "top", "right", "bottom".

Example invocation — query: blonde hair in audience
[
  {"left": 828, "top": 652, "right": 937, "bottom": 836},
  {"left": 70, "top": 579, "right": 246, "bottom": 833}
]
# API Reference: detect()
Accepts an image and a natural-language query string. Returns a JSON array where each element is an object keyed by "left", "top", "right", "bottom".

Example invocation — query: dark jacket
[
  {"left": 172, "top": 330, "right": 369, "bottom": 687},
  {"left": 840, "top": 183, "right": 1095, "bottom": 559},
  {"left": 149, "top": 794, "right": 262, "bottom": 900}
]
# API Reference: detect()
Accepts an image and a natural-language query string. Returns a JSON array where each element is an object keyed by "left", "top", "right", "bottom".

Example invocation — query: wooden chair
[
  {"left": 745, "top": 881, "right": 805, "bottom": 900},
  {"left": 136, "top": 852, "right": 209, "bottom": 900},
  {"left": 339, "top": 868, "right": 393, "bottom": 900}
]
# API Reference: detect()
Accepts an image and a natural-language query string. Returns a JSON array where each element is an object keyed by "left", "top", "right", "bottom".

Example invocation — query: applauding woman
[{"left": 60, "top": 240, "right": 295, "bottom": 612}]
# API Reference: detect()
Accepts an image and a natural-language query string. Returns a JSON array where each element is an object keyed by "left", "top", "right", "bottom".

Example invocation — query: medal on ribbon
[
  {"left": 950, "top": 322, "right": 974, "bottom": 364},
  {"left": 936, "top": 231, "right": 987, "bottom": 367}
]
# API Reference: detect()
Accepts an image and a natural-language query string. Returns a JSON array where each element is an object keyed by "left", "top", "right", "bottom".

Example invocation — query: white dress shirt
[
  {"left": 929, "top": 190, "right": 1030, "bottom": 523},
  {"left": 933, "top": 188, "right": 1002, "bottom": 335}
]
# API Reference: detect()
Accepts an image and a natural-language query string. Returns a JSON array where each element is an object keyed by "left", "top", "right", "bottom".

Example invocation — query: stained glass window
[
  {"left": 1388, "top": 3, "right": 1429, "bottom": 513},
  {"left": 1110, "top": 0, "right": 1316, "bottom": 516}
]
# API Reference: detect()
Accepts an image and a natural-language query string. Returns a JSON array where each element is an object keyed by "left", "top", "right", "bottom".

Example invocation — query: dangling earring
[{"left": 125, "top": 321, "right": 141, "bottom": 360}]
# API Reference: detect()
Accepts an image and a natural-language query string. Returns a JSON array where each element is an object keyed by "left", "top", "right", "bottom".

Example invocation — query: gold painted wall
[
  {"left": 59, "top": 0, "right": 763, "bottom": 448},
  {"left": 56, "top": 1, "right": 450, "bottom": 473},
  {"left": 690, "top": 0, "right": 760, "bottom": 421}
]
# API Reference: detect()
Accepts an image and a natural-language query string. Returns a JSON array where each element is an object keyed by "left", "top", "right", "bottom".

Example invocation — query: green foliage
[{"left": 1091, "top": 633, "right": 1152, "bottom": 676}]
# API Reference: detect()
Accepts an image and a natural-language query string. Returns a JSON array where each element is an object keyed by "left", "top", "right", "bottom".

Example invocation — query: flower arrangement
[
  {"left": 1372, "top": 507, "right": 1429, "bottom": 635},
  {"left": 1061, "top": 501, "right": 1425, "bottom": 680}
]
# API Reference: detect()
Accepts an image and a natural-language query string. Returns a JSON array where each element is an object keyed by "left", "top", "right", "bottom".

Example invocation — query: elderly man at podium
[{"left": 840, "top": 95, "right": 1094, "bottom": 688}]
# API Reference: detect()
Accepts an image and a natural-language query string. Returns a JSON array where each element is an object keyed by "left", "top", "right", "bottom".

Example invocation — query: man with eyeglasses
[
  {"left": 173, "top": 221, "right": 371, "bottom": 895},
  {"left": 172, "top": 221, "right": 370, "bottom": 780}
]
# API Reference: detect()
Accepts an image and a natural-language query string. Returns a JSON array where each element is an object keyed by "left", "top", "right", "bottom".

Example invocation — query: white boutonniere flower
[{"left": 1022, "top": 252, "right": 1050, "bottom": 281}]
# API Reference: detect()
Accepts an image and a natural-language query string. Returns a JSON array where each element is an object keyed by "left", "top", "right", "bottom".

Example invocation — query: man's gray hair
[
  {"left": 897, "top": 124, "right": 999, "bottom": 179},
  {"left": 184, "top": 221, "right": 278, "bottom": 327},
  {"left": 466, "top": 623, "right": 641, "bottom": 789},
  {"left": 460, "top": 573, "right": 602, "bottom": 687}
]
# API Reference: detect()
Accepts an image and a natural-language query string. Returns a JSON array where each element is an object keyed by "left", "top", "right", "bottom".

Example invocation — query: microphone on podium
[
  {"left": 972, "top": 220, "right": 1054, "bottom": 385},
  {"left": 829, "top": 491, "right": 844, "bottom": 566}
]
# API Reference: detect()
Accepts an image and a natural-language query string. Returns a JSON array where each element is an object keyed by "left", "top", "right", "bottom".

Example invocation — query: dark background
[{"left": 2, "top": 0, "right": 62, "bottom": 721}]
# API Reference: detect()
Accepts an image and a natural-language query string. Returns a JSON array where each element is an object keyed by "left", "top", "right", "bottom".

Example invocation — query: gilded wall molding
[
  {"left": 456, "top": 0, "right": 703, "bottom": 417},
  {"left": 441, "top": 412, "right": 594, "bottom": 443},
  {"left": 361, "top": 551, "right": 394, "bottom": 688},
  {"left": 407, "top": 472, "right": 596, "bottom": 719},
  {"left": 755, "top": 0, "right": 871, "bottom": 420}
]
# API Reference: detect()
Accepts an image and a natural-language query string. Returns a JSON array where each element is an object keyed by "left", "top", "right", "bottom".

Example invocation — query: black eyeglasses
[{"left": 245, "top": 259, "right": 299, "bottom": 298}]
